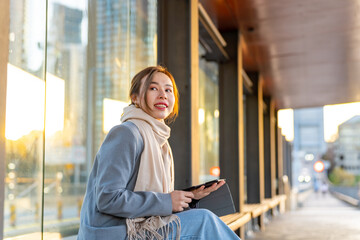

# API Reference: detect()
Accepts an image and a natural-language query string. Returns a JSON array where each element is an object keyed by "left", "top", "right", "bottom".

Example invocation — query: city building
[
  {"left": 293, "top": 108, "right": 327, "bottom": 189},
  {"left": 334, "top": 115, "right": 360, "bottom": 175}
]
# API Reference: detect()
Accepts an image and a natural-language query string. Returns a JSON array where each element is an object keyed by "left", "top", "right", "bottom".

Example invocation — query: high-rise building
[
  {"left": 334, "top": 115, "right": 360, "bottom": 175},
  {"left": 92, "top": 0, "right": 157, "bottom": 150},
  {"left": 46, "top": 3, "right": 87, "bottom": 168},
  {"left": 293, "top": 107, "right": 326, "bottom": 188},
  {"left": 9, "top": 0, "right": 45, "bottom": 76}
]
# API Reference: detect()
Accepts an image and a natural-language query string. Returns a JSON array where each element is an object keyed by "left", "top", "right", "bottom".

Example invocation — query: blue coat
[{"left": 77, "top": 121, "right": 173, "bottom": 240}]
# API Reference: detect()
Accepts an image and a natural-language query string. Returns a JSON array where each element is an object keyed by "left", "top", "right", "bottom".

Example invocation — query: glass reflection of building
[
  {"left": 46, "top": 1, "right": 86, "bottom": 171},
  {"left": 6, "top": 0, "right": 46, "bottom": 236},
  {"left": 9, "top": 0, "right": 45, "bottom": 77},
  {"left": 43, "top": 1, "right": 88, "bottom": 230},
  {"left": 93, "top": 0, "right": 157, "bottom": 151},
  {"left": 4, "top": 0, "right": 158, "bottom": 238}
]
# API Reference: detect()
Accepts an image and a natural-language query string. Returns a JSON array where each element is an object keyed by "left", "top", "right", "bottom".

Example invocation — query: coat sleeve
[{"left": 94, "top": 124, "right": 173, "bottom": 218}]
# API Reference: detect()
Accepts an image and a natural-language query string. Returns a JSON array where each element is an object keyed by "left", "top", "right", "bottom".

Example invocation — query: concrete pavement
[{"left": 250, "top": 191, "right": 360, "bottom": 240}]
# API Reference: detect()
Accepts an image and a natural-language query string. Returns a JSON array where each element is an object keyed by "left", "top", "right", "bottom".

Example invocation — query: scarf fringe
[{"left": 127, "top": 215, "right": 181, "bottom": 240}]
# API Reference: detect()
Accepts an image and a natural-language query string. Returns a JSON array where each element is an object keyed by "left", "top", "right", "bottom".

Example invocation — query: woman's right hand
[{"left": 170, "top": 190, "right": 194, "bottom": 212}]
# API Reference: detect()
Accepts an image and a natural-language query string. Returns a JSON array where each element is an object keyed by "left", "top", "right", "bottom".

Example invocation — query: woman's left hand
[{"left": 191, "top": 180, "right": 226, "bottom": 200}]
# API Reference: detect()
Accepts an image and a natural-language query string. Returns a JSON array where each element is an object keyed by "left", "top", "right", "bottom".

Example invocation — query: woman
[{"left": 77, "top": 66, "right": 240, "bottom": 240}]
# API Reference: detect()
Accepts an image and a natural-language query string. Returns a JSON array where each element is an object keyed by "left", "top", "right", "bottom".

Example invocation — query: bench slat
[
  {"left": 244, "top": 203, "right": 269, "bottom": 218},
  {"left": 227, "top": 213, "right": 251, "bottom": 231},
  {"left": 220, "top": 212, "right": 252, "bottom": 231}
]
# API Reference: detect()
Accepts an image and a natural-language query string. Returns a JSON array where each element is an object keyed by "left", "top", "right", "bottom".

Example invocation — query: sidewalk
[{"left": 251, "top": 191, "right": 360, "bottom": 240}]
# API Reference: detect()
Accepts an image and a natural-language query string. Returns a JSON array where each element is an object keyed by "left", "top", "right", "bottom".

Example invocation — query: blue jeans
[{"left": 166, "top": 209, "right": 241, "bottom": 240}]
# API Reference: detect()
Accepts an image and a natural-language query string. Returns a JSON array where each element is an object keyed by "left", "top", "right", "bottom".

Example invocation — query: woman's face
[{"left": 137, "top": 72, "right": 175, "bottom": 120}]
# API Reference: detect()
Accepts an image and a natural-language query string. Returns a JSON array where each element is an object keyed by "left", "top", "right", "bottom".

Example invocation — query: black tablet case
[{"left": 188, "top": 183, "right": 236, "bottom": 217}]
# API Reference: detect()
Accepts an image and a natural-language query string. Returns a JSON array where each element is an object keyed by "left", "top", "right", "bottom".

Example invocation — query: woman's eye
[
  {"left": 166, "top": 89, "right": 172, "bottom": 93},
  {"left": 150, "top": 87, "right": 157, "bottom": 90}
]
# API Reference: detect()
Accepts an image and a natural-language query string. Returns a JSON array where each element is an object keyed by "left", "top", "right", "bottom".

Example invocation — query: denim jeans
[{"left": 165, "top": 209, "right": 241, "bottom": 240}]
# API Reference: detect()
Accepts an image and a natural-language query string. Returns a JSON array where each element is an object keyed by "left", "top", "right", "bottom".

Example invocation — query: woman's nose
[{"left": 159, "top": 89, "right": 167, "bottom": 99}]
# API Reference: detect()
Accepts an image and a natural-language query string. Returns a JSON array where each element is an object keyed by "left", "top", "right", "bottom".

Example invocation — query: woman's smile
[
  {"left": 154, "top": 102, "right": 168, "bottom": 110},
  {"left": 139, "top": 72, "right": 175, "bottom": 120}
]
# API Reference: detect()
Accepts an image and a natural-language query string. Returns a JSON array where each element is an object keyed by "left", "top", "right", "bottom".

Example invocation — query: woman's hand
[
  {"left": 170, "top": 190, "right": 194, "bottom": 212},
  {"left": 192, "top": 180, "right": 226, "bottom": 200}
]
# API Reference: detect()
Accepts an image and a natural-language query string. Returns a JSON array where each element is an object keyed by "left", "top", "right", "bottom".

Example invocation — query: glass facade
[
  {"left": 198, "top": 44, "right": 220, "bottom": 183},
  {"left": 4, "top": 0, "right": 157, "bottom": 238}
]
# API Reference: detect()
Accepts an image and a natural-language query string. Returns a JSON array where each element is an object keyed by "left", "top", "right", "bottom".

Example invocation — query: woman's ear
[
  {"left": 131, "top": 94, "right": 137, "bottom": 104},
  {"left": 131, "top": 94, "right": 141, "bottom": 108}
]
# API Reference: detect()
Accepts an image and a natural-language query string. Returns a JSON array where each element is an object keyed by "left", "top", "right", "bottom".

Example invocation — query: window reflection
[
  {"left": 5, "top": 0, "right": 46, "bottom": 237},
  {"left": 198, "top": 44, "right": 220, "bottom": 183},
  {"left": 5, "top": 0, "right": 157, "bottom": 238},
  {"left": 43, "top": 1, "right": 89, "bottom": 236}
]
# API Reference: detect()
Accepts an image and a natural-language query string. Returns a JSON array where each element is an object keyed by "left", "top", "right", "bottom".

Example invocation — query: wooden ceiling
[{"left": 200, "top": 0, "right": 360, "bottom": 109}]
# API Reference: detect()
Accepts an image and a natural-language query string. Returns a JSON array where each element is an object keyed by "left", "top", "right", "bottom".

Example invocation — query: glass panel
[
  {"left": 43, "top": 0, "right": 89, "bottom": 237},
  {"left": 198, "top": 44, "right": 220, "bottom": 183},
  {"left": 129, "top": 0, "right": 158, "bottom": 76},
  {"left": 42, "top": 0, "right": 157, "bottom": 238},
  {"left": 4, "top": 0, "right": 157, "bottom": 238},
  {"left": 4, "top": 0, "right": 47, "bottom": 238}
]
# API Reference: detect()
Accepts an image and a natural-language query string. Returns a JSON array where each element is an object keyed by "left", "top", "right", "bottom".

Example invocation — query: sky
[{"left": 278, "top": 102, "right": 360, "bottom": 142}]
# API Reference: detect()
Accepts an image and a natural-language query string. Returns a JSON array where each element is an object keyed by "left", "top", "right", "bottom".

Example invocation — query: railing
[
  {"left": 329, "top": 185, "right": 360, "bottom": 207},
  {"left": 4, "top": 177, "right": 86, "bottom": 239}
]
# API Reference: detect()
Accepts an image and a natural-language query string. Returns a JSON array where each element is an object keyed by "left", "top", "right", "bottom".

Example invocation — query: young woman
[{"left": 77, "top": 66, "right": 240, "bottom": 240}]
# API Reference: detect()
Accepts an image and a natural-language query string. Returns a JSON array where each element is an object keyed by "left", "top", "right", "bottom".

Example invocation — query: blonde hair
[{"left": 129, "top": 66, "right": 179, "bottom": 123}]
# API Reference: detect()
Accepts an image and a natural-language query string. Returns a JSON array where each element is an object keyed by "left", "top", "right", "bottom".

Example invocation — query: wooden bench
[
  {"left": 263, "top": 198, "right": 279, "bottom": 209},
  {"left": 243, "top": 203, "right": 269, "bottom": 218},
  {"left": 274, "top": 194, "right": 287, "bottom": 213},
  {"left": 220, "top": 212, "right": 251, "bottom": 231},
  {"left": 263, "top": 194, "right": 287, "bottom": 215},
  {"left": 219, "top": 203, "right": 269, "bottom": 232},
  {"left": 220, "top": 195, "right": 287, "bottom": 232}
]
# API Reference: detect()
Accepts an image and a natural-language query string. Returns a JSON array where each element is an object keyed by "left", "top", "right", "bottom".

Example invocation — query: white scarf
[{"left": 121, "top": 105, "right": 180, "bottom": 240}]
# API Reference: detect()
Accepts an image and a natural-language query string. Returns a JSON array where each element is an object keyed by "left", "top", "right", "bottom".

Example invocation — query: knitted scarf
[{"left": 120, "top": 105, "right": 180, "bottom": 240}]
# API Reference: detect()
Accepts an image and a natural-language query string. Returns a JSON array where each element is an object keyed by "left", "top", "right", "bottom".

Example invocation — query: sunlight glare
[
  {"left": 103, "top": 98, "right": 129, "bottom": 133},
  {"left": 45, "top": 73, "right": 65, "bottom": 136},
  {"left": 5, "top": 64, "right": 65, "bottom": 140},
  {"left": 323, "top": 102, "right": 360, "bottom": 142},
  {"left": 277, "top": 109, "right": 294, "bottom": 141},
  {"left": 5, "top": 64, "right": 45, "bottom": 140}
]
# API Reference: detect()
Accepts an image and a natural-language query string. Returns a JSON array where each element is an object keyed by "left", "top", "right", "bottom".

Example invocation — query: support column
[
  {"left": 270, "top": 100, "right": 277, "bottom": 198},
  {"left": 258, "top": 78, "right": 265, "bottom": 230},
  {"left": 284, "top": 139, "right": 292, "bottom": 211},
  {"left": 219, "top": 31, "right": 240, "bottom": 211},
  {"left": 245, "top": 73, "right": 265, "bottom": 230},
  {"left": 219, "top": 31, "right": 244, "bottom": 238},
  {"left": 158, "top": 0, "right": 199, "bottom": 188},
  {"left": 237, "top": 32, "right": 245, "bottom": 239},
  {"left": 0, "top": 0, "right": 10, "bottom": 238},
  {"left": 245, "top": 73, "right": 260, "bottom": 203},
  {"left": 285, "top": 141, "right": 293, "bottom": 187},
  {"left": 277, "top": 127, "right": 284, "bottom": 194},
  {"left": 264, "top": 97, "right": 272, "bottom": 199}
]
